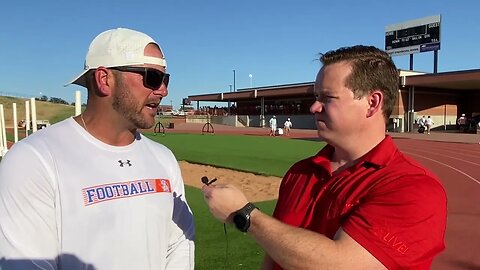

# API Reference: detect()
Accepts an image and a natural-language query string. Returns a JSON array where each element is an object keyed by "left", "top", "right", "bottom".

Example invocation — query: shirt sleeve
[
  {"left": 165, "top": 154, "right": 195, "bottom": 269},
  {"left": 343, "top": 174, "right": 447, "bottom": 269},
  {"left": 0, "top": 142, "right": 59, "bottom": 269}
]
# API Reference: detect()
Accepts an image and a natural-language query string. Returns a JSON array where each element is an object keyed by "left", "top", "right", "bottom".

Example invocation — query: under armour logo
[{"left": 118, "top": 160, "right": 132, "bottom": 167}]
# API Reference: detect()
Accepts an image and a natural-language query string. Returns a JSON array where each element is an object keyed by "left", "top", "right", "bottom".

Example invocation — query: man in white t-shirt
[
  {"left": 457, "top": 113, "right": 467, "bottom": 131},
  {"left": 419, "top": 115, "right": 427, "bottom": 127},
  {"left": 269, "top": 115, "right": 277, "bottom": 136},
  {"left": 0, "top": 28, "right": 194, "bottom": 270},
  {"left": 284, "top": 118, "right": 293, "bottom": 136},
  {"left": 426, "top": 116, "right": 434, "bottom": 134}
]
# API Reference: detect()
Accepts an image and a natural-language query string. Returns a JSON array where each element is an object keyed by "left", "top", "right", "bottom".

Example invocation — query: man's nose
[
  {"left": 153, "top": 85, "right": 168, "bottom": 97},
  {"left": 310, "top": 101, "right": 322, "bottom": 114}
]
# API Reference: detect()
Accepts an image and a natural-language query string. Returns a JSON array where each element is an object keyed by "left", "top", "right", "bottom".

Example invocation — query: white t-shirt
[
  {"left": 284, "top": 120, "right": 292, "bottom": 129},
  {"left": 269, "top": 118, "right": 277, "bottom": 129},
  {"left": 419, "top": 117, "right": 427, "bottom": 127},
  {"left": 0, "top": 117, "right": 195, "bottom": 270},
  {"left": 426, "top": 118, "right": 434, "bottom": 126}
]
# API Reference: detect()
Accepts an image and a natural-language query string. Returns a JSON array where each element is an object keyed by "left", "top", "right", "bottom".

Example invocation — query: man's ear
[
  {"left": 366, "top": 90, "right": 383, "bottom": 118},
  {"left": 93, "top": 67, "right": 113, "bottom": 97}
]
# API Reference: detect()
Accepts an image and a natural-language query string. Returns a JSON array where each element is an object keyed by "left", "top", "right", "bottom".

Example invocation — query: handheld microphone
[{"left": 201, "top": 176, "right": 217, "bottom": 186}]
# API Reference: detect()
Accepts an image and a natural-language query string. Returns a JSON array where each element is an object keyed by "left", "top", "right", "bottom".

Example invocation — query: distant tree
[
  {"left": 49, "top": 97, "right": 69, "bottom": 105},
  {"left": 69, "top": 102, "right": 87, "bottom": 106},
  {"left": 40, "top": 95, "right": 48, "bottom": 101}
]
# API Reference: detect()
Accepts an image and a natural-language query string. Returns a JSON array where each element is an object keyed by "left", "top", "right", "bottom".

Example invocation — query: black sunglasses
[{"left": 109, "top": 66, "right": 170, "bottom": 90}]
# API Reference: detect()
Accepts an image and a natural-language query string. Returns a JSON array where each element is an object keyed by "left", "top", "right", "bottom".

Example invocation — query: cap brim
[{"left": 65, "top": 70, "right": 89, "bottom": 88}]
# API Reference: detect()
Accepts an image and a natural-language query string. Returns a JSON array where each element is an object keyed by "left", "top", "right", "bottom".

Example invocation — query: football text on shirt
[{"left": 82, "top": 179, "right": 171, "bottom": 206}]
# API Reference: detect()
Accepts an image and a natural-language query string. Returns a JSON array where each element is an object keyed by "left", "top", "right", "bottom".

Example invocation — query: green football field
[{"left": 144, "top": 133, "right": 323, "bottom": 177}]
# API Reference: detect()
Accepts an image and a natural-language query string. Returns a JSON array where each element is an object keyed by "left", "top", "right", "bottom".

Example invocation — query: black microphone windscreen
[{"left": 201, "top": 176, "right": 209, "bottom": 184}]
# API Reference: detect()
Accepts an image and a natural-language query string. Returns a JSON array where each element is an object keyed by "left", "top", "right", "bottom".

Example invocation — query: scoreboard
[{"left": 385, "top": 15, "right": 441, "bottom": 56}]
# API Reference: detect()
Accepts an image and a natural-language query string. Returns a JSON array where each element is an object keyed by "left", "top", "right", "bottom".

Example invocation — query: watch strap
[
  {"left": 240, "top": 202, "right": 257, "bottom": 215},
  {"left": 234, "top": 202, "right": 258, "bottom": 232}
]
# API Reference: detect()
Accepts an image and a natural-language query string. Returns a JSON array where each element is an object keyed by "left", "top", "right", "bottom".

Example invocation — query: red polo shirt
[{"left": 272, "top": 136, "right": 447, "bottom": 270}]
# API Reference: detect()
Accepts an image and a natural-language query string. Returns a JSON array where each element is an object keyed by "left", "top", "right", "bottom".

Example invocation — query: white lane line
[
  {"left": 422, "top": 147, "right": 480, "bottom": 157},
  {"left": 404, "top": 151, "right": 480, "bottom": 185},
  {"left": 401, "top": 148, "right": 480, "bottom": 167},
  {"left": 396, "top": 144, "right": 480, "bottom": 157}
]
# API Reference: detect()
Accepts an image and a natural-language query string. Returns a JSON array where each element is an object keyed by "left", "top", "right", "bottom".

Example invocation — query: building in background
[{"left": 187, "top": 69, "right": 480, "bottom": 133}]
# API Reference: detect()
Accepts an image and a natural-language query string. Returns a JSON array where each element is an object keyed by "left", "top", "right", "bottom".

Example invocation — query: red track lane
[{"left": 394, "top": 139, "right": 480, "bottom": 270}]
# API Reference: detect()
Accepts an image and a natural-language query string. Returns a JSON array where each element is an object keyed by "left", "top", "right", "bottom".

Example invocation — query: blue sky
[{"left": 1, "top": 1, "right": 479, "bottom": 108}]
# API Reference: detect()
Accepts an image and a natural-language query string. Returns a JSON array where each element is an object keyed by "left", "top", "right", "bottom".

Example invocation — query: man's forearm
[{"left": 248, "top": 210, "right": 339, "bottom": 270}]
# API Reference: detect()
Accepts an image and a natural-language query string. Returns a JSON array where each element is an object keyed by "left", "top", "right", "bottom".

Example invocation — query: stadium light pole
[
  {"left": 228, "top": 84, "right": 231, "bottom": 115},
  {"left": 233, "top": 69, "right": 236, "bottom": 92}
]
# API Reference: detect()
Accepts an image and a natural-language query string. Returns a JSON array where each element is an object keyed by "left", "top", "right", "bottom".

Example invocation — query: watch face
[
  {"left": 234, "top": 214, "right": 247, "bottom": 231},
  {"left": 233, "top": 203, "right": 257, "bottom": 232}
]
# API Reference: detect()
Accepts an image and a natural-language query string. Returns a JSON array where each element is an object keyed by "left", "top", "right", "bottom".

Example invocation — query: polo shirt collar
[
  {"left": 311, "top": 143, "right": 335, "bottom": 171},
  {"left": 359, "top": 135, "right": 398, "bottom": 168},
  {"left": 311, "top": 135, "right": 398, "bottom": 170}
]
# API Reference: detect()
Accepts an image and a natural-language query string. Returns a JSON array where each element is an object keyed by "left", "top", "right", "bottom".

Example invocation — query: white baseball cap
[{"left": 67, "top": 28, "right": 167, "bottom": 88}]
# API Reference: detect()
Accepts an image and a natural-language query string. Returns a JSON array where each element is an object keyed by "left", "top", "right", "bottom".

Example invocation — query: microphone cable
[
  {"left": 202, "top": 176, "right": 229, "bottom": 269},
  {"left": 223, "top": 223, "right": 229, "bottom": 269}
]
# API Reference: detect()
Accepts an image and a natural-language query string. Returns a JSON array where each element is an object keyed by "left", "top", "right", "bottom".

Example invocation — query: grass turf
[
  {"left": 187, "top": 186, "right": 277, "bottom": 269},
  {"left": 144, "top": 133, "right": 324, "bottom": 177}
]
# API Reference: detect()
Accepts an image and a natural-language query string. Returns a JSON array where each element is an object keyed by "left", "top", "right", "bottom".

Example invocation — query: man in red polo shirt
[{"left": 202, "top": 45, "right": 447, "bottom": 269}]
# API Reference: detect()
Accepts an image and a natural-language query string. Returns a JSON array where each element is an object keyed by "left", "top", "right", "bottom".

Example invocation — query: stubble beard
[{"left": 112, "top": 81, "right": 155, "bottom": 130}]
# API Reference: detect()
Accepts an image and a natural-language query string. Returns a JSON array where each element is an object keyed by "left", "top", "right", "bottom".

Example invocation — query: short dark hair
[{"left": 320, "top": 45, "right": 399, "bottom": 120}]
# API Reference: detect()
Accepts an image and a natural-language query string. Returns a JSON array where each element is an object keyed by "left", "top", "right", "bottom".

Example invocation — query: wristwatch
[{"left": 233, "top": 202, "right": 258, "bottom": 232}]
